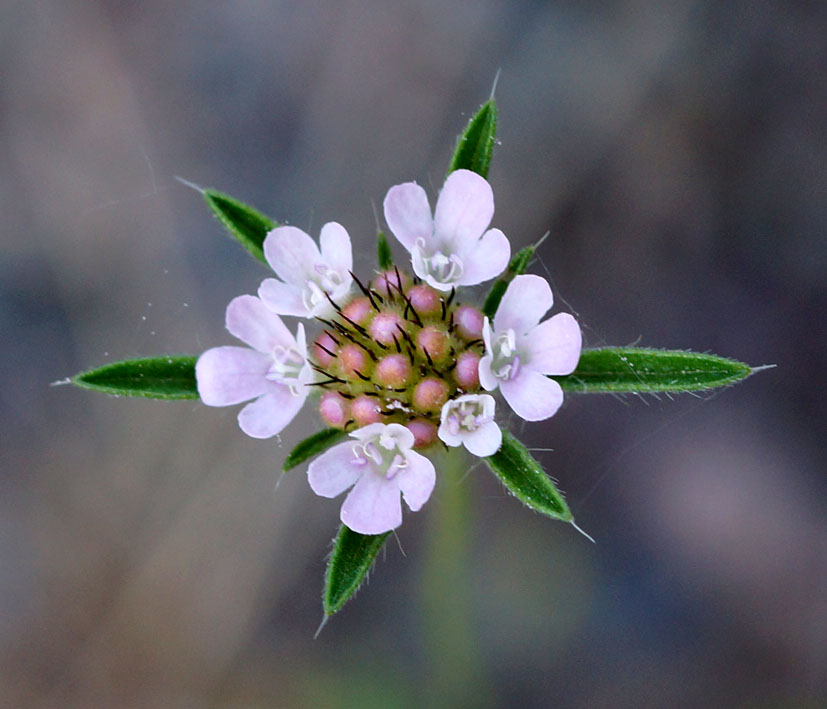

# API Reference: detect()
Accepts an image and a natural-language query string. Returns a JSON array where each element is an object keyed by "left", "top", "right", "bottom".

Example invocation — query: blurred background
[{"left": 2, "top": 1, "right": 825, "bottom": 706}]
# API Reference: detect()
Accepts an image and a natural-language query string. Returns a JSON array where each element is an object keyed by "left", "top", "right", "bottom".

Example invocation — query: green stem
[{"left": 421, "top": 448, "right": 489, "bottom": 706}]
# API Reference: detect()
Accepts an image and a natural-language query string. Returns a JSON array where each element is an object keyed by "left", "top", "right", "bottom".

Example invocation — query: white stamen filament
[
  {"left": 415, "top": 238, "right": 464, "bottom": 285},
  {"left": 267, "top": 345, "right": 307, "bottom": 395},
  {"left": 491, "top": 329, "right": 521, "bottom": 381}
]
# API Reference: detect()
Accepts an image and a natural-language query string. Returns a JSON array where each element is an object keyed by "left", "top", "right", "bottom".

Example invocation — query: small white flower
[
  {"left": 258, "top": 222, "right": 353, "bottom": 318},
  {"left": 479, "top": 274, "right": 581, "bottom": 421},
  {"left": 307, "top": 423, "right": 436, "bottom": 535},
  {"left": 438, "top": 394, "right": 502, "bottom": 457},
  {"left": 196, "top": 295, "right": 312, "bottom": 438},
  {"left": 383, "top": 169, "right": 510, "bottom": 292}
]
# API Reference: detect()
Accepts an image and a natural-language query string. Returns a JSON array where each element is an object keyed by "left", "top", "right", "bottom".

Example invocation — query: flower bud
[
  {"left": 369, "top": 311, "right": 406, "bottom": 346},
  {"left": 319, "top": 391, "right": 349, "bottom": 429},
  {"left": 342, "top": 296, "right": 373, "bottom": 328},
  {"left": 416, "top": 325, "right": 450, "bottom": 363},
  {"left": 372, "top": 269, "right": 409, "bottom": 296},
  {"left": 338, "top": 343, "right": 372, "bottom": 379},
  {"left": 313, "top": 331, "right": 338, "bottom": 368},
  {"left": 412, "top": 377, "right": 450, "bottom": 414},
  {"left": 407, "top": 284, "right": 441, "bottom": 316},
  {"left": 454, "top": 305, "right": 484, "bottom": 340},
  {"left": 351, "top": 394, "right": 383, "bottom": 426},
  {"left": 375, "top": 353, "right": 412, "bottom": 388},
  {"left": 406, "top": 418, "right": 438, "bottom": 448},
  {"left": 454, "top": 350, "right": 481, "bottom": 390}
]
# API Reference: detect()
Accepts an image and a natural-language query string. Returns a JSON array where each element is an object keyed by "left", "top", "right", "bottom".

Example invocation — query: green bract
[
  {"left": 324, "top": 525, "right": 391, "bottom": 616},
  {"left": 447, "top": 98, "right": 497, "bottom": 179},
  {"left": 204, "top": 188, "right": 276, "bottom": 264},
  {"left": 486, "top": 430, "right": 572, "bottom": 522},
  {"left": 71, "top": 355, "right": 198, "bottom": 400},
  {"left": 554, "top": 347, "right": 756, "bottom": 393}
]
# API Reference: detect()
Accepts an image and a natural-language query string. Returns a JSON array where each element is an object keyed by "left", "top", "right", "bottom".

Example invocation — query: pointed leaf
[
  {"left": 377, "top": 231, "right": 393, "bottom": 270},
  {"left": 447, "top": 98, "right": 497, "bottom": 178},
  {"left": 72, "top": 356, "right": 198, "bottom": 400},
  {"left": 324, "top": 525, "right": 391, "bottom": 616},
  {"left": 482, "top": 244, "right": 535, "bottom": 318},
  {"left": 283, "top": 428, "right": 348, "bottom": 472},
  {"left": 204, "top": 189, "right": 276, "bottom": 264},
  {"left": 553, "top": 347, "right": 757, "bottom": 393},
  {"left": 486, "top": 430, "right": 572, "bottom": 521}
]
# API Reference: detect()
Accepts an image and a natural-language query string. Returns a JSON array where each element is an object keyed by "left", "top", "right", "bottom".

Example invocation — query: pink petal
[
  {"left": 196, "top": 346, "right": 271, "bottom": 406},
  {"left": 462, "top": 420, "right": 502, "bottom": 457},
  {"left": 500, "top": 369, "right": 564, "bottom": 422},
  {"left": 383, "top": 181, "right": 433, "bottom": 252},
  {"left": 226, "top": 295, "right": 295, "bottom": 353},
  {"left": 307, "top": 441, "right": 362, "bottom": 498},
  {"left": 523, "top": 313, "right": 582, "bottom": 375},
  {"left": 319, "top": 222, "right": 352, "bottom": 274},
  {"left": 237, "top": 387, "right": 305, "bottom": 439},
  {"left": 262, "top": 225, "right": 321, "bottom": 287},
  {"left": 434, "top": 169, "right": 494, "bottom": 249},
  {"left": 257, "top": 278, "right": 307, "bottom": 317},
  {"left": 493, "top": 274, "right": 553, "bottom": 334},
  {"left": 456, "top": 228, "right": 510, "bottom": 286},
  {"left": 340, "top": 471, "right": 403, "bottom": 535},
  {"left": 395, "top": 451, "right": 436, "bottom": 511}
]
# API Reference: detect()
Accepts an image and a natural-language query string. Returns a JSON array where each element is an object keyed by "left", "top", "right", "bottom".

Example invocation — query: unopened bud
[
  {"left": 454, "top": 350, "right": 481, "bottom": 390},
  {"left": 313, "top": 332, "right": 338, "bottom": 368},
  {"left": 342, "top": 296, "right": 373, "bottom": 327},
  {"left": 454, "top": 305, "right": 484, "bottom": 340},
  {"left": 338, "top": 344, "right": 372, "bottom": 379},
  {"left": 406, "top": 418, "right": 438, "bottom": 448},
  {"left": 407, "top": 284, "right": 441, "bottom": 316},
  {"left": 416, "top": 325, "right": 450, "bottom": 363},
  {"left": 375, "top": 353, "right": 412, "bottom": 388},
  {"left": 369, "top": 311, "right": 406, "bottom": 346},
  {"left": 412, "top": 377, "right": 450, "bottom": 414},
  {"left": 320, "top": 391, "right": 349, "bottom": 429},
  {"left": 351, "top": 394, "right": 383, "bottom": 426},
  {"left": 373, "top": 269, "right": 409, "bottom": 296}
]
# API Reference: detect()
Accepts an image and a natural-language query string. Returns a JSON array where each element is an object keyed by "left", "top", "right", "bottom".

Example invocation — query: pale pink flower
[
  {"left": 258, "top": 222, "right": 353, "bottom": 318},
  {"left": 438, "top": 394, "right": 502, "bottom": 457},
  {"left": 308, "top": 423, "right": 436, "bottom": 535},
  {"left": 479, "top": 275, "right": 581, "bottom": 421},
  {"left": 383, "top": 169, "right": 510, "bottom": 292},
  {"left": 196, "top": 295, "right": 312, "bottom": 438}
]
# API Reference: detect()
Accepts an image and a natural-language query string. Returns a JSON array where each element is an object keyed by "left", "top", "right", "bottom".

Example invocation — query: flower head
[
  {"left": 308, "top": 423, "right": 436, "bottom": 534},
  {"left": 479, "top": 275, "right": 581, "bottom": 421},
  {"left": 258, "top": 222, "right": 353, "bottom": 318},
  {"left": 438, "top": 394, "right": 501, "bottom": 456},
  {"left": 383, "top": 169, "right": 510, "bottom": 291},
  {"left": 195, "top": 295, "right": 312, "bottom": 438}
]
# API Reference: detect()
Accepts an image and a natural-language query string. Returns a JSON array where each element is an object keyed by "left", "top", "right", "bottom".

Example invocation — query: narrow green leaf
[
  {"left": 377, "top": 231, "right": 393, "bottom": 270},
  {"left": 482, "top": 244, "right": 535, "bottom": 318},
  {"left": 447, "top": 98, "right": 498, "bottom": 179},
  {"left": 324, "top": 525, "right": 391, "bottom": 616},
  {"left": 283, "top": 428, "right": 348, "bottom": 472},
  {"left": 72, "top": 356, "right": 198, "bottom": 400},
  {"left": 486, "top": 430, "right": 572, "bottom": 522},
  {"left": 553, "top": 347, "right": 756, "bottom": 393},
  {"left": 204, "top": 189, "right": 276, "bottom": 264}
]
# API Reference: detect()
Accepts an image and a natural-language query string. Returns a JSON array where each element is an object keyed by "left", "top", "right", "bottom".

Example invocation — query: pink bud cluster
[{"left": 310, "top": 268, "right": 484, "bottom": 448}]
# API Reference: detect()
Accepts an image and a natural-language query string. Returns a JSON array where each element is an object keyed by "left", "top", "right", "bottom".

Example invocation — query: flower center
[
  {"left": 267, "top": 345, "right": 306, "bottom": 395},
  {"left": 490, "top": 329, "right": 521, "bottom": 381},
  {"left": 444, "top": 398, "right": 493, "bottom": 436},
  {"left": 414, "top": 238, "right": 464, "bottom": 285},
  {"left": 302, "top": 263, "right": 345, "bottom": 311},
  {"left": 351, "top": 435, "right": 408, "bottom": 479}
]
